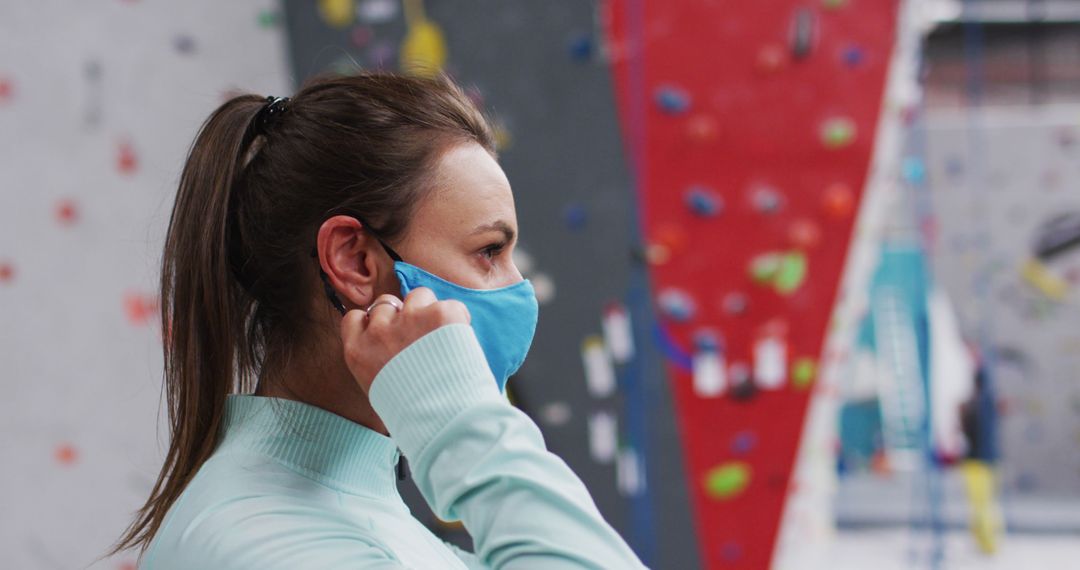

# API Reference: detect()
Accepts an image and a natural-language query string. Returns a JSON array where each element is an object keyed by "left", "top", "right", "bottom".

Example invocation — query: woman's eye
[{"left": 481, "top": 244, "right": 505, "bottom": 260}]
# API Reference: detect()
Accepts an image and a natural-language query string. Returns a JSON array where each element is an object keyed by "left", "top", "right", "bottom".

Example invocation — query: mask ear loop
[{"left": 310, "top": 215, "right": 405, "bottom": 316}]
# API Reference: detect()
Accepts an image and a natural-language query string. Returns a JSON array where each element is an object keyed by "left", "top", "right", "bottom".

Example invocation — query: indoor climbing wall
[
  {"left": 0, "top": 2, "right": 289, "bottom": 569},
  {"left": 605, "top": 1, "right": 902, "bottom": 568},
  {"left": 923, "top": 107, "right": 1080, "bottom": 497}
]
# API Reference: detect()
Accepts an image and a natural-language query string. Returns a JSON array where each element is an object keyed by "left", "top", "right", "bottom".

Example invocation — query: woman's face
[{"left": 392, "top": 142, "right": 523, "bottom": 290}]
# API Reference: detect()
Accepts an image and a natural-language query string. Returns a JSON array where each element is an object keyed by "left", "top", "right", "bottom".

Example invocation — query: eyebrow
[{"left": 471, "top": 221, "right": 516, "bottom": 244}]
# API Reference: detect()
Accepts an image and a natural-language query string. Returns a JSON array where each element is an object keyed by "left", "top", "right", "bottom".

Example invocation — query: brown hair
[{"left": 107, "top": 71, "right": 495, "bottom": 557}]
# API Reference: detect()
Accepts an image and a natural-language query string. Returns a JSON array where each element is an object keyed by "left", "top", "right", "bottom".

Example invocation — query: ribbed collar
[{"left": 217, "top": 394, "right": 402, "bottom": 500}]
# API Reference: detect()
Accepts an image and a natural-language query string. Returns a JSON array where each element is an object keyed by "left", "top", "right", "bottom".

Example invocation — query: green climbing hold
[
  {"left": 257, "top": 9, "right": 280, "bottom": 28},
  {"left": 821, "top": 117, "right": 856, "bottom": 149},
  {"left": 774, "top": 252, "right": 807, "bottom": 295},
  {"left": 792, "top": 358, "right": 817, "bottom": 388},
  {"left": 750, "top": 253, "right": 783, "bottom": 283},
  {"left": 704, "top": 462, "right": 752, "bottom": 500},
  {"left": 822, "top": 0, "right": 848, "bottom": 9}
]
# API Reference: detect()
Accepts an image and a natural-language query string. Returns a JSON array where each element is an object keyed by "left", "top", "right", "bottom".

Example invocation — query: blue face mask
[{"left": 314, "top": 218, "right": 539, "bottom": 393}]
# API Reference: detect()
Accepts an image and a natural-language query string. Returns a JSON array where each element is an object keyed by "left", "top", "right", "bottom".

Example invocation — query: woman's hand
[{"left": 340, "top": 287, "right": 471, "bottom": 394}]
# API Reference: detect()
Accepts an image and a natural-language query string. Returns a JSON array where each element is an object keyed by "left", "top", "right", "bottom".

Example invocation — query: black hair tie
[{"left": 252, "top": 95, "right": 290, "bottom": 135}]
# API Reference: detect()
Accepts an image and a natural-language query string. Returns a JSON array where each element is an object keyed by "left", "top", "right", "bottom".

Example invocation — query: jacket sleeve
[{"left": 368, "top": 324, "right": 649, "bottom": 570}]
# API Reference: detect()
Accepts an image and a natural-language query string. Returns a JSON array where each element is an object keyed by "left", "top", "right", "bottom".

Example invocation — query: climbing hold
[
  {"left": 512, "top": 248, "right": 535, "bottom": 274},
  {"left": 842, "top": 45, "right": 865, "bottom": 68},
  {"left": 643, "top": 243, "right": 671, "bottom": 265},
  {"left": 357, "top": 0, "right": 398, "bottom": 23},
  {"left": 568, "top": 33, "right": 593, "bottom": 62},
  {"left": 531, "top": 273, "right": 556, "bottom": 304},
  {"left": 562, "top": 203, "right": 588, "bottom": 231},
  {"left": 55, "top": 198, "right": 79, "bottom": 226},
  {"left": 1021, "top": 258, "right": 1068, "bottom": 300},
  {"left": 754, "top": 321, "right": 788, "bottom": 390},
  {"left": 654, "top": 85, "right": 691, "bottom": 115},
  {"left": 902, "top": 156, "right": 926, "bottom": 184},
  {"left": 729, "top": 362, "right": 757, "bottom": 401},
  {"left": 492, "top": 120, "right": 513, "bottom": 151},
  {"left": 0, "top": 76, "right": 13, "bottom": 103},
  {"left": 603, "top": 302, "right": 635, "bottom": 365},
  {"left": 721, "top": 291, "right": 749, "bottom": 316},
  {"left": 788, "top": 218, "right": 822, "bottom": 249},
  {"left": 789, "top": 8, "right": 817, "bottom": 60},
  {"left": 750, "top": 253, "right": 784, "bottom": 284},
  {"left": 657, "top": 288, "right": 696, "bottom": 322},
  {"left": 55, "top": 442, "right": 79, "bottom": 466},
  {"left": 822, "top": 182, "right": 855, "bottom": 218},
  {"left": 731, "top": 430, "right": 757, "bottom": 455},
  {"left": 774, "top": 252, "right": 807, "bottom": 295},
  {"left": 173, "top": 34, "right": 196, "bottom": 55},
  {"left": 617, "top": 447, "right": 644, "bottom": 496},
  {"left": 704, "top": 461, "right": 752, "bottom": 500},
  {"left": 792, "top": 357, "right": 817, "bottom": 389},
  {"left": 317, "top": 0, "right": 355, "bottom": 28},
  {"left": 756, "top": 44, "right": 787, "bottom": 73},
  {"left": 124, "top": 292, "right": 159, "bottom": 326},
  {"left": 539, "top": 401, "right": 572, "bottom": 427},
  {"left": 685, "top": 185, "right": 723, "bottom": 217},
  {"left": 685, "top": 114, "right": 718, "bottom": 142},
  {"left": 0, "top": 261, "right": 14, "bottom": 284},
  {"left": 350, "top": 25, "right": 374, "bottom": 48},
  {"left": 582, "top": 336, "right": 615, "bottom": 398},
  {"left": 750, "top": 185, "right": 784, "bottom": 214},
  {"left": 654, "top": 223, "right": 690, "bottom": 253},
  {"left": 820, "top": 117, "right": 857, "bottom": 149},
  {"left": 257, "top": 9, "right": 280, "bottom": 28},
  {"left": 587, "top": 411, "right": 618, "bottom": 463},
  {"left": 692, "top": 329, "right": 727, "bottom": 397},
  {"left": 117, "top": 140, "right": 138, "bottom": 175},
  {"left": 401, "top": 18, "right": 448, "bottom": 78},
  {"left": 822, "top": 0, "right": 849, "bottom": 10}
]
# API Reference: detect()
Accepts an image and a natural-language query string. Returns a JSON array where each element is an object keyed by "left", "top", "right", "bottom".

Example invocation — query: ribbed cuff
[{"left": 368, "top": 324, "right": 502, "bottom": 459}]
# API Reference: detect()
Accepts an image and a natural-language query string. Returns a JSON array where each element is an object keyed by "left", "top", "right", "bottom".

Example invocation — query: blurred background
[{"left": 2, "top": 1, "right": 1079, "bottom": 569}]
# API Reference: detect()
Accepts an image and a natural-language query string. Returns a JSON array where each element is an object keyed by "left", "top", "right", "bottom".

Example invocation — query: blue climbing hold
[
  {"left": 657, "top": 288, "right": 696, "bottom": 322},
  {"left": 731, "top": 430, "right": 757, "bottom": 455},
  {"left": 842, "top": 45, "right": 865, "bottom": 67},
  {"left": 685, "top": 186, "right": 723, "bottom": 217},
  {"left": 693, "top": 328, "right": 723, "bottom": 352},
  {"left": 562, "top": 203, "right": 588, "bottom": 231},
  {"left": 654, "top": 85, "right": 691, "bottom": 115},
  {"left": 568, "top": 33, "right": 593, "bottom": 62}
]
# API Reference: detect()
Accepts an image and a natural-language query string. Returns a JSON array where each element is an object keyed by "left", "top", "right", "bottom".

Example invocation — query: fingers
[
  {"left": 438, "top": 299, "right": 471, "bottom": 325},
  {"left": 366, "top": 293, "right": 403, "bottom": 327},
  {"left": 403, "top": 287, "right": 437, "bottom": 313}
]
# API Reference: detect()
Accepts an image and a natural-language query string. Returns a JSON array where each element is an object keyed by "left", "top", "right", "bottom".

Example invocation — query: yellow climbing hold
[
  {"left": 401, "top": 0, "right": 447, "bottom": 78},
  {"left": 792, "top": 358, "right": 817, "bottom": 389},
  {"left": 318, "top": 0, "right": 355, "bottom": 29}
]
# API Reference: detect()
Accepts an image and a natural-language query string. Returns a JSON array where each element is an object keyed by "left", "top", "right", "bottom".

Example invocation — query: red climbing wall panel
[{"left": 605, "top": 1, "right": 900, "bottom": 568}]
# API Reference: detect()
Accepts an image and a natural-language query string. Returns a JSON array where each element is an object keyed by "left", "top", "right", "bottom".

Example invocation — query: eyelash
[{"left": 480, "top": 242, "right": 506, "bottom": 261}]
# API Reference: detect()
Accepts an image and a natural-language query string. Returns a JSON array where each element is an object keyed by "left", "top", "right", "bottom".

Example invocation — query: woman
[{"left": 106, "top": 71, "right": 647, "bottom": 569}]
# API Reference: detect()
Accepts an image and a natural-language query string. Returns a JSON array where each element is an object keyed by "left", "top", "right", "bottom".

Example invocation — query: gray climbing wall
[
  {"left": 280, "top": 2, "right": 696, "bottom": 567},
  {"left": 924, "top": 107, "right": 1080, "bottom": 497}
]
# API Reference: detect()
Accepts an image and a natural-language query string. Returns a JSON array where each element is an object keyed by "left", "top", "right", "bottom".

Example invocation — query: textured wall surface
[
  {"left": 0, "top": 2, "right": 289, "bottom": 568},
  {"left": 925, "top": 106, "right": 1080, "bottom": 498}
]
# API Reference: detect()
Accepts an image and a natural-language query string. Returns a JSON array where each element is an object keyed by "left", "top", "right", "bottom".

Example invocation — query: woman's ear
[{"left": 316, "top": 215, "right": 383, "bottom": 310}]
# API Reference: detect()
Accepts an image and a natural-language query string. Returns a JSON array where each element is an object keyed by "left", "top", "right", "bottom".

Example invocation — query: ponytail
[{"left": 107, "top": 94, "right": 266, "bottom": 557}]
